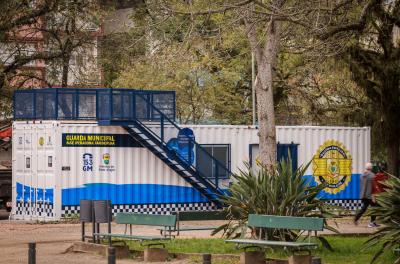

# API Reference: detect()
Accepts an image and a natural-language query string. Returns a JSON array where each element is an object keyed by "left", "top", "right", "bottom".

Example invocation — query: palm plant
[
  {"left": 364, "top": 175, "right": 400, "bottom": 263},
  {"left": 212, "top": 159, "right": 336, "bottom": 249}
]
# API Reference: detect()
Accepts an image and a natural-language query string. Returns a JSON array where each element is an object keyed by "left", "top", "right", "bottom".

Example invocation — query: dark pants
[{"left": 355, "top": 198, "right": 376, "bottom": 223}]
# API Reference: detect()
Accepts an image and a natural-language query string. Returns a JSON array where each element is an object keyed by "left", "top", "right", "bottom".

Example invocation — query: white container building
[
  {"left": 12, "top": 121, "right": 369, "bottom": 220},
  {"left": 11, "top": 88, "right": 370, "bottom": 220}
]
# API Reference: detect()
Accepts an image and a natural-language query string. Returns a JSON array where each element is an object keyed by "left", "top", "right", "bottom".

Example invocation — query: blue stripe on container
[
  {"left": 61, "top": 183, "right": 209, "bottom": 206},
  {"left": 18, "top": 173, "right": 361, "bottom": 206},
  {"left": 303, "top": 173, "right": 361, "bottom": 199}
]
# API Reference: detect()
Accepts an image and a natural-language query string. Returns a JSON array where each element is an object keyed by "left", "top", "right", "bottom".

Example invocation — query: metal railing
[
  {"left": 133, "top": 94, "right": 231, "bottom": 185},
  {"left": 13, "top": 88, "right": 176, "bottom": 121}
]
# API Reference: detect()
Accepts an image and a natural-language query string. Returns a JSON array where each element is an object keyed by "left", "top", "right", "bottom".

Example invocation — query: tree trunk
[
  {"left": 61, "top": 53, "right": 70, "bottom": 87},
  {"left": 382, "top": 72, "right": 400, "bottom": 176},
  {"left": 387, "top": 135, "right": 399, "bottom": 176},
  {"left": 255, "top": 19, "right": 280, "bottom": 168}
]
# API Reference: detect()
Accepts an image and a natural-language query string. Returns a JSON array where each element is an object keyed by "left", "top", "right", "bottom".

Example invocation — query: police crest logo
[{"left": 312, "top": 140, "right": 352, "bottom": 194}]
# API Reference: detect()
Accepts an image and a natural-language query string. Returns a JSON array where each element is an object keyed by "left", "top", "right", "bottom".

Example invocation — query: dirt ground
[{"left": 0, "top": 210, "right": 376, "bottom": 264}]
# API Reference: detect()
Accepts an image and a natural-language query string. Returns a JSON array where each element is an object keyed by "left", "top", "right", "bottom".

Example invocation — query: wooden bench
[
  {"left": 160, "top": 210, "right": 228, "bottom": 236},
  {"left": 94, "top": 213, "right": 177, "bottom": 247},
  {"left": 226, "top": 214, "right": 324, "bottom": 263}
]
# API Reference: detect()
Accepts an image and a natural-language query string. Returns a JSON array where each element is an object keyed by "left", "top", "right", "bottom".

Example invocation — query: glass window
[
  {"left": 197, "top": 144, "right": 230, "bottom": 179},
  {"left": 249, "top": 143, "right": 298, "bottom": 171}
]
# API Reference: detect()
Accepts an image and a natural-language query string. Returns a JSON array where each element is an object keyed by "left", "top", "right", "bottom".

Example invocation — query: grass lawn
[{"left": 124, "top": 236, "right": 398, "bottom": 264}]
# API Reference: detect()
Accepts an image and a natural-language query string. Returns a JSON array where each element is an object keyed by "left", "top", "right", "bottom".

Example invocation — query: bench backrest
[
  {"left": 248, "top": 214, "right": 324, "bottom": 231},
  {"left": 178, "top": 210, "right": 228, "bottom": 221},
  {"left": 115, "top": 213, "right": 176, "bottom": 227}
]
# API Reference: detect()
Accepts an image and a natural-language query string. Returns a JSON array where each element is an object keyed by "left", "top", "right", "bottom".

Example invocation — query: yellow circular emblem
[
  {"left": 312, "top": 140, "right": 352, "bottom": 194},
  {"left": 39, "top": 137, "right": 45, "bottom": 146}
]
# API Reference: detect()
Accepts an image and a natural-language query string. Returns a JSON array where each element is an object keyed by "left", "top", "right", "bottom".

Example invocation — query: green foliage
[
  {"left": 364, "top": 175, "right": 400, "bottom": 263},
  {"left": 213, "top": 159, "right": 336, "bottom": 249},
  {"left": 111, "top": 32, "right": 253, "bottom": 124}
]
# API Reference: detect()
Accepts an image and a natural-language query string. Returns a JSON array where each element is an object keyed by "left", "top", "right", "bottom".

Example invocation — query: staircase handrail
[{"left": 135, "top": 93, "right": 232, "bottom": 178}]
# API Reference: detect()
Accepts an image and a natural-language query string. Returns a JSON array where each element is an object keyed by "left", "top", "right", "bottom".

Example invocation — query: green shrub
[
  {"left": 213, "top": 159, "right": 336, "bottom": 249},
  {"left": 365, "top": 175, "right": 400, "bottom": 263}
]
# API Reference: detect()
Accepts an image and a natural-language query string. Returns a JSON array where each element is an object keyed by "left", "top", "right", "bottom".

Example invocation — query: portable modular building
[
  {"left": 12, "top": 121, "right": 369, "bottom": 220},
  {"left": 11, "top": 89, "right": 370, "bottom": 220}
]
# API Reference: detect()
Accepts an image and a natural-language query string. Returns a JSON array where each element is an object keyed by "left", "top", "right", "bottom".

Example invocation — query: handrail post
[
  {"left": 95, "top": 90, "right": 99, "bottom": 120},
  {"left": 55, "top": 89, "right": 59, "bottom": 120},
  {"left": 132, "top": 93, "right": 136, "bottom": 120},
  {"left": 161, "top": 115, "right": 164, "bottom": 143},
  {"left": 188, "top": 140, "right": 192, "bottom": 165},
  {"left": 33, "top": 91, "right": 36, "bottom": 120},
  {"left": 147, "top": 94, "right": 151, "bottom": 120},
  {"left": 75, "top": 89, "right": 79, "bottom": 119},
  {"left": 215, "top": 164, "right": 219, "bottom": 188},
  {"left": 109, "top": 89, "right": 113, "bottom": 120}
]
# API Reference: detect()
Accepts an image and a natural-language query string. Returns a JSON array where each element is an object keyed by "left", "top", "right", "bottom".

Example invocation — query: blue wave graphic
[
  {"left": 303, "top": 173, "right": 361, "bottom": 199},
  {"left": 16, "top": 182, "right": 54, "bottom": 204},
  {"left": 61, "top": 183, "right": 209, "bottom": 206},
  {"left": 17, "top": 174, "right": 361, "bottom": 207}
]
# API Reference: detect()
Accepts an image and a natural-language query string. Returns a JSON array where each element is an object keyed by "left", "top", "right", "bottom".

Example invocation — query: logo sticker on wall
[
  {"left": 39, "top": 137, "right": 45, "bottom": 146},
  {"left": 82, "top": 153, "right": 93, "bottom": 171},
  {"left": 166, "top": 128, "right": 195, "bottom": 165},
  {"left": 99, "top": 153, "right": 115, "bottom": 172},
  {"left": 103, "top": 153, "right": 110, "bottom": 165},
  {"left": 312, "top": 140, "right": 352, "bottom": 194}
]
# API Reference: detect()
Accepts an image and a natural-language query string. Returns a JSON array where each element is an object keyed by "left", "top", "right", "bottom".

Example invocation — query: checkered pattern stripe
[
  {"left": 62, "top": 202, "right": 217, "bottom": 217},
  {"left": 15, "top": 201, "right": 54, "bottom": 217},
  {"left": 324, "top": 199, "right": 362, "bottom": 210}
]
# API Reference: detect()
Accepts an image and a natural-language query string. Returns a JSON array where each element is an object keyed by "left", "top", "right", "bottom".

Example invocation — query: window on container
[
  {"left": 249, "top": 143, "right": 298, "bottom": 171},
  {"left": 197, "top": 144, "right": 230, "bottom": 179},
  {"left": 26, "top": 157, "right": 31, "bottom": 169},
  {"left": 48, "top": 156, "right": 53, "bottom": 168}
]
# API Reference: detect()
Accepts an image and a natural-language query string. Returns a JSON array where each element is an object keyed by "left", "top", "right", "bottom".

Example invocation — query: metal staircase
[{"left": 122, "top": 96, "right": 231, "bottom": 207}]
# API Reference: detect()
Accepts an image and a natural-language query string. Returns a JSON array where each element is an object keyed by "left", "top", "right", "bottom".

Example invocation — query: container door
[
  {"left": 35, "top": 123, "right": 56, "bottom": 219},
  {"left": 13, "top": 123, "right": 56, "bottom": 220},
  {"left": 13, "top": 124, "right": 34, "bottom": 219}
]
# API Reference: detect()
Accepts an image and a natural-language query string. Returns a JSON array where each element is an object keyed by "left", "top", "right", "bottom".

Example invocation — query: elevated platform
[{"left": 13, "top": 88, "right": 175, "bottom": 122}]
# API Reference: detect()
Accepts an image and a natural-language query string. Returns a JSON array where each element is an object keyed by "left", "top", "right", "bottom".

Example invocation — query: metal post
[
  {"left": 81, "top": 222, "right": 85, "bottom": 242},
  {"left": 215, "top": 164, "right": 219, "bottom": 188},
  {"left": 55, "top": 89, "right": 59, "bottom": 119},
  {"left": 92, "top": 216, "right": 96, "bottom": 243},
  {"left": 161, "top": 116, "right": 164, "bottom": 142},
  {"left": 95, "top": 90, "right": 99, "bottom": 120},
  {"left": 97, "top": 223, "right": 101, "bottom": 244},
  {"left": 203, "top": 253, "right": 211, "bottom": 264},
  {"left": 109, "top": 89, "right": 113, "bottom": 120},
  {"left": 108, "top": 247, "right": 116, "bottom": 264},
  {"left": 251, "top": 51, "right": 256, "bottom": 125},
  {"left": 108, "top": 200, "right": 112, "bottom": 246},
  {"left": 28, "top": 242, "right": 36, "bottom": 264},
  {"left": 188, "top": 141, "right": 192, "bottom": 165}
]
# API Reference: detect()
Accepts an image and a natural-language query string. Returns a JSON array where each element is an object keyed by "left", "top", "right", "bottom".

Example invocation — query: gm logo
[{"left": 83, "top": 153, "right": 93, "bottom": 171}]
